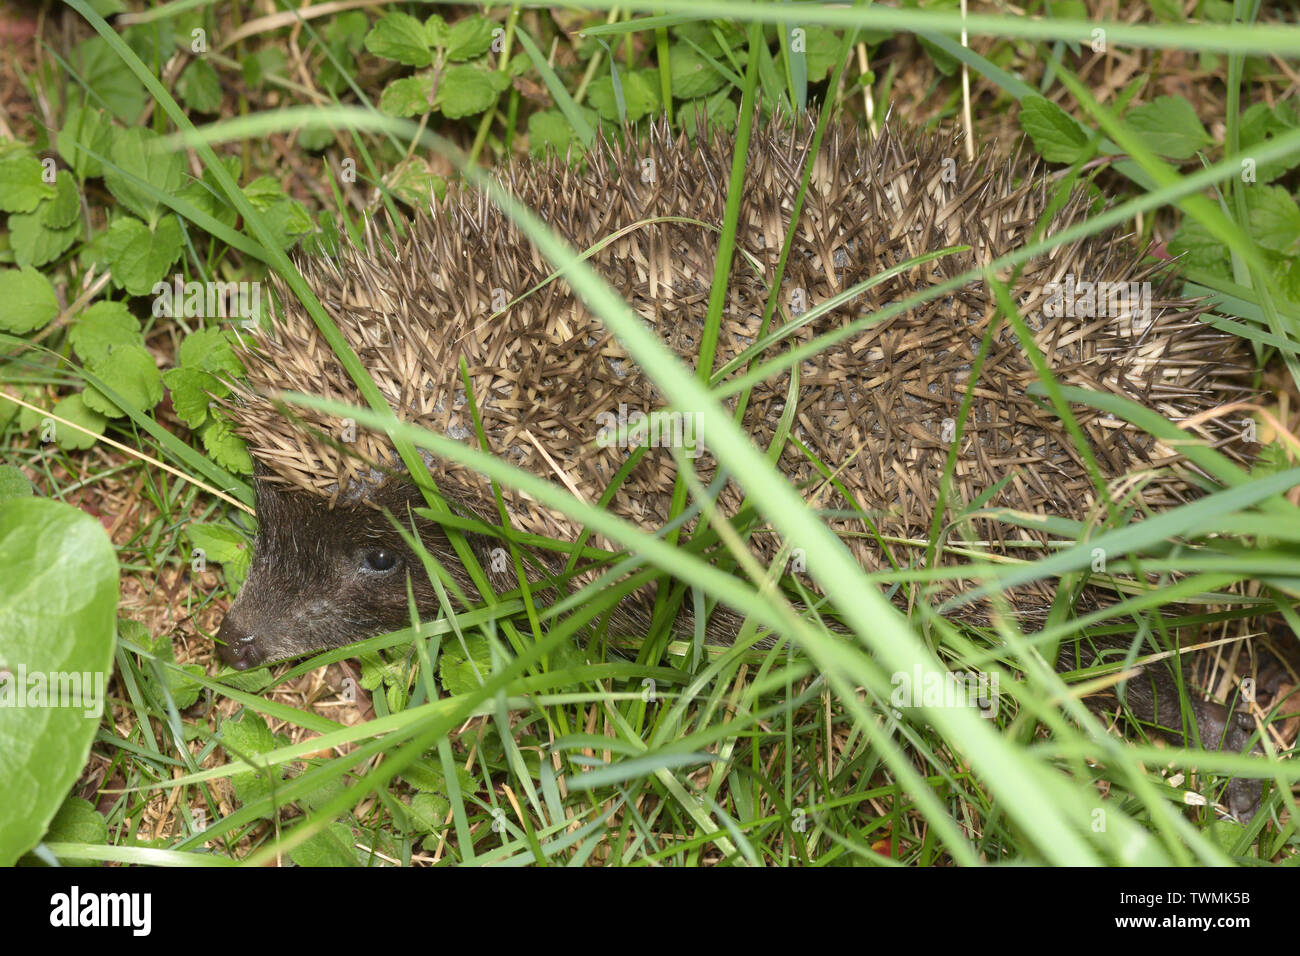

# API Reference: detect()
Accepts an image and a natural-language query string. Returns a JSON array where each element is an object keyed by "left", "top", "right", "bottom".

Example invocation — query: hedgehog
[{"left": 215, "top": 115, "right": 1269, "bottom": 812}]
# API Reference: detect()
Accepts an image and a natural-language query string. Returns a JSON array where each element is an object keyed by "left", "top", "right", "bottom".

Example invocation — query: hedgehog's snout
[{"left": 216, "top": 614, "right": 263, "bottom": 670}]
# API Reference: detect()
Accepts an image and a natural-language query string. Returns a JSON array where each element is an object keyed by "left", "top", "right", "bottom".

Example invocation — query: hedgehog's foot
[{"left": 1190, "top": 698, "right": 1262, "bottom": 821}]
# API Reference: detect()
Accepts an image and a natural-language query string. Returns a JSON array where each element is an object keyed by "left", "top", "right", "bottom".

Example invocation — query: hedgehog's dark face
[{"left": 216, "top": 476, "right": 445, "bottom": 670}]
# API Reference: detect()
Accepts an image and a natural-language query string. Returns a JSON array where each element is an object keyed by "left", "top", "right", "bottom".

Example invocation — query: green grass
[{"left": 5, "top": 0, "right": 1300, "bottom": 866}]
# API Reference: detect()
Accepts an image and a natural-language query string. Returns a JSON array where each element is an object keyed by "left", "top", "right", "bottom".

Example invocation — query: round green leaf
[
  {"left": 0, "top": 497, "right": 118, "bottom": 866},
  {"left": 588, "top": 69, "right": 661, "bottom": 123},
  {"left": 384, "top": 156, "right": 447, "bottom": 207},
  {"left": 9, "top": 209, "right": 78, "bottom": 268},
  {"left": 1019, "top": 94, "right": 1091, "bottom": 164},
  {"left": 178, "top": 58, "right": 223, "bottom": 113},
  {"left": 365, "top": 12, "right": 433, "bottom": 67},
  {"left": 41, "top": 795, "right": 109, "bottom": 846},
  {"left": 0, "top": 466, "right": 34, "bottom": 500},
  {"left": 289, "top": 822, "right": 359, "bottom": 866},
  {"left": 103, "top": 128, "right": 188, "bottom": 225},
  {"left": 0, "top": 155, "right": 56, "bottom": 214},
  {"left": 528, "top": 108, "right": 597, "bottom": 159},
  {"left": 69, "top": 300, "right": 143, "bottom": 367},
  {"left": 104, "top": 216, "right": 185, "bottom": 296},
  {"left": 83, "top": 344, "right": 165, "bottom": 418},
  {"left": 201, "top": 414, "right": 253, "bottom": 474},
  {"left": 163, "top": 366, "right": 218, "bottom": 428},
  {"left": 1125, "top": 95, "right": 1211, "bottom": 160},
  {"left": 42, "top": 173, "right": 82, "bottom": 230},
  {"left": 58, "top": 104, "right": 113, "bottom": 180},
  {"left": 670, "top": 46, "right": 726, "bottom": 100},
  {"left": 445, "top": 14, "right": 495, "bottom": 62},
  {"left": 49, "top": 393, "right": 108, "bottom": 451},
  {"left": 75, "top": 36, "right": 147, "bottom": 122},
  {"left": 0, "top": 266, "right": 60, "bottom": 334},
  {"left": 380, "top": 74, "right": 436, "bottom": 117},
  {"left": 799, "top": 25, "right": 847, "bottom": 80}
]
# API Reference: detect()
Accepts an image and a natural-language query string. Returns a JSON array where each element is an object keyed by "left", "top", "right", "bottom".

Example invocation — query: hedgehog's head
[{"left": 216, "top": 473, "right": 445, "bottom": 670}]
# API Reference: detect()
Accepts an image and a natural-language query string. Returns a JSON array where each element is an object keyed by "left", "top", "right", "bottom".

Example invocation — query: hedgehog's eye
[{"left": 362, "top": 548, "right": 400, "bottom": 573}]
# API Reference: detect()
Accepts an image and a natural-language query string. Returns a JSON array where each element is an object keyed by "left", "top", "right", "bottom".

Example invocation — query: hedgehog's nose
[{"left": 216, "top": 621, "right": 261, "bottom": 670}]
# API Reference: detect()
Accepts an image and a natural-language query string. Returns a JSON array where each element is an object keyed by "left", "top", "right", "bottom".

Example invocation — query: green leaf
[
  {"left": 1246, "top": 184, "right": 1300, "bottom": 255},
  {"left": 217, "top": 665, "right": 274, "bottom": 693},
  {"left": 122, "top": 20, "right": 175, "bottom": 66},
  {"left": 201, "top": 414, "right": 253, "bottom": 474},
  {"left": 82, "top": 344, "right": 164, "bottom": 418},
  {"left": 0, "top": 497, "right": 117, "bottom": 866},
  {"left": 439, "top": 634, "right": 498, "bottom": 696},
  {"left": 223, "top": 710, "right": 287, "bottom": 816},
  {"left": 1279, "top": 256, "right": 1300, "bottom": 304},
  {"left": 400, "top": 791, "right": 449, "bottom": 832},
  {"left": 289, "top": 822, "right": 358, "bottom": 866},
  {"left": 41, "top": 173, "right": 81, "bottom": 229},
  {"left": 162, "top": 366, "right": 220, "bottom": 428},
  {"left": 424, "top": 14, "right": 450, "bottom": 48},
  {"left": 1147, "top": 0, "right": 1184, "bottom": 21},
  {"left": 401, "top": 757, "right": 475, "bottom": 795},
  {"left": 588, "top": 69, "right": 661, "bottom": 123},
  {"left": 178, "top": 326, "right": 243, "bottom": 376},
  {"left": 178, "top": 58, "right": 223, "bottom": 113},
  {"left": 379, "top": 74, "right": 436, "bottom": 117},
  {"left": 103, "top": 128, "right": 188, "bottom": 225},
  {"left": 297, "top": 125, "right": 335, "bottom": 151},
  {"left": 670, "top": 45, "right": 727, "bottom": 100},
  {"left": 88, "top": 0, "right": 127, "bottom": 18},
  {"left": 325, "top": 9, "right": 369, "bottom": 50},
  {"left": 49, "top": 394, "right": 107, "bottom": 451},
  {"left": 135, "top": 625, "right": 203, "bottom": 711},
  {"left": 0, "top": 155, "right": 55, "bottom": 213},
  {"left": 799, "top": 25, "right": 846, "bottom": 80},
  {"left": 0, "top": 266, "right": 60, "bottom": 334},
  {"left": 1168, "top": 216, "right": 1230, "bottom": 276},
  {"left": 384, "top": 156, "right": 447, "bottom": 207},
  {"left": 527, "top": 107, "right": 598, "bottom": 158},
  {"left": 41, "top": 795, "right": 109, "bottom": 846},
  {"left": 74, "top": 36, "right": 147, "bottom": 122},
  {"left": 435, "top": 64, "right": 509, "bottom": 119},
  {"left": 241, "top": 48, "right": 286, "bottom": 89},
  {"left": 671, "top": 20, "right": 744, "bottom": 59},
  {"left": 242, "top": 177, "right": 315, "bottom": 249},
  {"left": 185, "top": 522, "right": 250, "bottom": 572},
  {"left": 1019, "top": 94, "right": 1092, "bottom": 164},
  {"left": 358, "top": 650, "right": 402, "bottom": 692},
  {"left": 1125, "top": 95, "right": 1211, "bottom": 159},
  {"left": 104, "top": 216, "right": 185, "bottom": 296},
  {"left": 57, "top": 104, "right": 113, "bottom": 180},
  {"left": 445, "top": 14, "right": 495, "bottom": 62},
  {"left": 1048, "top": 0, "right": 1089, "bottom": 17},
  {"left": 678, "top": 97, "right": 738, "bottom": 140},
  {"left": 1237, "top": 103, "right": 1300, "bottom": 184},
  {"left": 365, "top": 12, "right": 433, "bottom": 67},
  {"left": 177, "top": 156, "right": 241, "bottom": 229},
  {"left": 9, "top": 209, "right": 78, "bottom": 268},
  {"left": 69, "top": 300, "right": 142, "bottom": 367},
  {"left": 297, "top": 758, "right": 348, "bottom": 812},
  {"left": 0, "top": 466, "right": 34, "bottom": 500}
]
